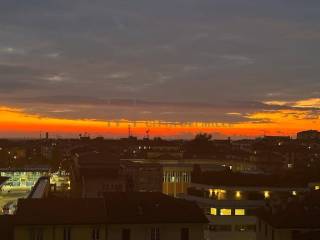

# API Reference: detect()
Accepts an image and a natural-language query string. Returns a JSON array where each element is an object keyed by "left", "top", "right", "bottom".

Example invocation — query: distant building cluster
[
  {"left": 0, "top": 130, "right": 320, "bottom": 239},
  {"left": 297, "top": 130, "right": 320, "bottom": 141}
]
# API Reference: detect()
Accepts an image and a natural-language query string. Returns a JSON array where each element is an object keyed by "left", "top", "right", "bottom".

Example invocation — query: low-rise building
[
  {"left": 1, "top": 192, "right": 208, "bottom": 240},
  {"left": 179, "top": 172, "right": 314, "bottom": 240},
  {"left": 70, "top": 151, "right": 126, "bottom": 197},
  {"left": 122, "top": 160, "right": 163, "bottom": 192},
  {"left": 0, "top": 166, "right": 50, "bottom": 190},
  {"left": 146, "top": 145, "right": 184, "bottom": 160},
  {"left": 256, "top": 191, "right": 320, "bottom": 240}
]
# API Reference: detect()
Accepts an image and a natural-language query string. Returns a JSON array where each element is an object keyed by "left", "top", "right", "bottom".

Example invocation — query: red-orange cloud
[{"left": 0, "top": 106, "right": 319, "bottom": 138}]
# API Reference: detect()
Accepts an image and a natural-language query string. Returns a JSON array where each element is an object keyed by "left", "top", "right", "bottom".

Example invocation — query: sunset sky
[{"left": 0, "top": 0, "right": 320, "bottom": 138}]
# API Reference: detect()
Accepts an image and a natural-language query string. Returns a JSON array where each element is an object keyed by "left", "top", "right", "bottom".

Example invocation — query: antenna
[
  {"left": 128, "top": 125, "right": 131, "bottom": 137},
  {"left": 146, "top": 129, "right": 150, "bottom": 139}
]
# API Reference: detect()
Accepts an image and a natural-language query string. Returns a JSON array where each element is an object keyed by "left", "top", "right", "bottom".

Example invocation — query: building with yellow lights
[
  {"left": 179, "top": 171, "right": 316, "bottom": 240},
  {"left": 125, "top": 158, "right": 230, "bottom": 197},
  {"left": 0, "top": 167, "right": 50, "bottom": 191},
  {"left": 256, "top": 191, "right": 320, "bottom": 240}
]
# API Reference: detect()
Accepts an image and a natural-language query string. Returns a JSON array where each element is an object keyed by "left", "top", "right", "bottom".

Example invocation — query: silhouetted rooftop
[
  {"left": 74, "top": 151, "right": 120, "bottom": 178},
  {"left": 257, "top": 191, "right": 320, "bottom": 229},
  {"left": 103, "top": 192, "right": 208, "bottom": 224},
  {"left": 192, "top": 171, "right": 315, "bottom": 188},
  {"left": 14, "top": 193, "right": 207, "bottom": 225},
  {"left": 15, "top": 198, "right": 107, "bottom": 225},
  {"left": 77, "top": 151, "right": 119, "bottom": 166}
]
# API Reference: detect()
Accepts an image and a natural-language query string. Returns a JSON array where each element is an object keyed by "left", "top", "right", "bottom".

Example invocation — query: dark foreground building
[
  {"left": 256, "top": 191, "right": 320, "bottom": 240},
  {"left": 0, "top": 192, "right": 208, "bottom": 240}
]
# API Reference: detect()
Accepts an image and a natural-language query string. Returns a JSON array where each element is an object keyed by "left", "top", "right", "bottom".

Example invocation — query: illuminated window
[
  {"left": 235, "top": 209, "right": 245, "bottom": 216},
  {"left": 209, "top": 189, "right": 213, "bottom": 197},
  {"left": 210, "top": 208, "right": 217, "bottom": 215},
  {"left": 212, "top": 189, "right": 227, "bottom": 200},
  {"left": 220, "top": 209, "right": 232, "bottom": 216},
  {"left": 292, "top": 191, "right": 297, "bottom": 196},
  {"left": 264, "top": 191, "right": 270, "bottom": 199},
  {"left": 315, "top": 186, "right": 320, "bottom": 191},
  {"left": 235, "top": 191, "right": 241, "bottom": 199}
]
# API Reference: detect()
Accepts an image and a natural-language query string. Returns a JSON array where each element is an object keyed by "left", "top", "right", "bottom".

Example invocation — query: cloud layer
[{"left": 0, "top": 0, "right": 320, "bottom": 137}]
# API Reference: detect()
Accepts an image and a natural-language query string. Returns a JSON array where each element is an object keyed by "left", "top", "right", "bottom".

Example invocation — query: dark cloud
[{"left": 0, "top": 0, "right": 320, "bottom": 122}]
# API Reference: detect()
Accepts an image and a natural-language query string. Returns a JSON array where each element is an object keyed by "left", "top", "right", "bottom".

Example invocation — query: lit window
[
  {"left": 210, "top": 208, "right": 217, "bottom": 215},
  {"left": 264, "top": 191, "right": 270, "bottom": 199},
  {"left": 235, "top": 209, "right": 245, "bottom": 216},
  {"left": 209, "top": 189, "right": 213, "bottom": 197},
  {"left": 292, "top": 191, "right": 297, "bottom": 196},
  {"left": 212, "top": 189, "right": 227, "bottom": 200},
  {"left": 315, "top": 186, "right": 320, "bottom": 191},
  {"left": 220, "top": 209, "right": 232, "bottom": 216},
  {"left": 235, "top": 191, "right": 241, "bottom": 199}
]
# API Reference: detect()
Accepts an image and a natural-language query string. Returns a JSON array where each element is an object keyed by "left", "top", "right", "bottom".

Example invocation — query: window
[
  {"left": 272, "top": 229, "right": 274, "bottom": 240},
  {"left": 151, "top": 227, "right": 160, "bottom": 240},
  {"left": 265, "top": 224, "right": 268, "bottom": 237},
  {"left": 235, "top": 209, "right": 245, "bottom": 216},
  {"left": 30, "top": 228, "right": 43, "bottom": 240},
  {"left": 264, "top": 191, "right": 270, "bottom": 199},
  {"left": 209, "top": 225, "right": 232, "bottom": 232},
  {"left": 92, "top": 228, "right": 100, "bottom": 240},
  {"left": 210, "top": 208, "right": 217, "bottom": 215},
  {"left": 181, "top": 228, "right": 189, "bottom": 240},
  {"left": 63, "top": 228, "right": 71, "bottom": 240},
  {"left": 220, "top": 208, "right": 232, "bottom": 216},
  {"left": 122, "top": 229, "right": 131, "bottom": 240}
]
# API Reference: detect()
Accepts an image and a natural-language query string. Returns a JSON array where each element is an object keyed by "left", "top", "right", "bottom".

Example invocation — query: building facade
[
  {"left": 179, "top": 172, "right": 314, "bottom": 240},
  {"left": 2, "top": 193, "right": 208, "bottom": 240}
]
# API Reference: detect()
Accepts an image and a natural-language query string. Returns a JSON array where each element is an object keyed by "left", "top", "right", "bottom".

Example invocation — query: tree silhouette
[{"left": 185, "top": 133, "right": 214, "bottom": 158}]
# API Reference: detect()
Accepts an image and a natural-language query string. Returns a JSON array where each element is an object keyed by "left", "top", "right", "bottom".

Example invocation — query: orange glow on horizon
[{"left": 0, "top": 106, "right": 319, "bottom": 138}]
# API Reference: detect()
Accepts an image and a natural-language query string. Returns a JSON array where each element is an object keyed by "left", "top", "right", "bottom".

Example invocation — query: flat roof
[
  {"left": 14, "top": 193, "right": 208, "bottom": 225},
  {"left": 0, "top": 167, "right": 50, "bottom": 172},
  {"left": 192, "top": 171, "right": 317, "bottom": 188},
  {"left": 257, "top": 191, "right": 320, "bottom": 229}
]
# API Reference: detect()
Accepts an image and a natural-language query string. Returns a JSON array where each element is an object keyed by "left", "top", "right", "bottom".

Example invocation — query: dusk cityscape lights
[{"left": 1, "top": 1, "right": 320, "bottom": 240}]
